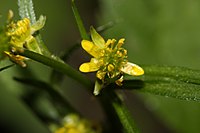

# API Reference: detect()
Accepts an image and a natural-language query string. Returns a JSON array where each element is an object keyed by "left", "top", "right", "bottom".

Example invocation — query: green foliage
[
  {"left": 123, "top": 65, "right": 200, "bottom": 101},
  {"left": 1, "top": 0, "right": 200, "bottom": 133},
  {"left": 99, "top": 1, "right": 200, "bottom": 132}
]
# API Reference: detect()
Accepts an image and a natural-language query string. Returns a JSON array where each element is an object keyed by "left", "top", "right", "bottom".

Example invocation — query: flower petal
[
  {"left": 81, "top": 40, "right": 101, "bottom": 58},
  {"left": 121, "top": 62, "right": 144, "bottom": 76},
  {"left": 79, "top": 58, "right": 99, "bottom": 72},
  {"left": 90, "top": 26, "right": 105, "bottom": 48}
]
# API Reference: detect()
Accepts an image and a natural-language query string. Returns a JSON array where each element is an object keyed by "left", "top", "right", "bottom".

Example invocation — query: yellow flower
[
  {"left": 3, "top": 10, "right": 46, "bottom": 67},
  {"left": 79, "top": 27, "right": 144, "bottom": 95},
  {"left": 54, "top": 114, "right": 100, "bottom": 133},
  {"left": 6, "top": 15, "right": 46, "bottom": 54}
]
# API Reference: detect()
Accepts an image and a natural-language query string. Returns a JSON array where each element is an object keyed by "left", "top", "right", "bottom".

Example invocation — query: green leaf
[
  {"left": 71, "top": 0, "right": 89, "bottom": 40},
  {"left": 122, "top": 65, "right": 200, "bottom": 102},
  {"left": 142, "top": 65, "right": 200, "bottom": 84},
  {"left": 0, "top": 64, "right": 15, "bottom": 72}
]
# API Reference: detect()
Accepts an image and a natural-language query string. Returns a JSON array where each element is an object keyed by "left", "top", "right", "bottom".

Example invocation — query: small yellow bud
[
  {"left": 115, "top": 76, "right": 123, "bottom": 86},
  {"left": 96, "top": 71, "right": 106, "bottom": 80},
  {"left": 117, "top": 38, "right": 125, "bottom": 48},
  {"left": 7, "top": 10, "right": 14, "bottom": 21},
  {"left": 107, "top": 64, "right": 114, "bottom": 72}
]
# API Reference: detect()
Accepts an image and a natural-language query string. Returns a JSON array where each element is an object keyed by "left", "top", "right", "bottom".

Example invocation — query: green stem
[
  {"left": 101, "top": 91, "right": 139, "bottom": 133},
  {"left": 71, "top": 0, "right": 89, "bottom": 40},
  {"left": 112, "top": 92, "right": 139, "bottom": 133},
  {"left": 112, "top": 103, "right": 138, "bottom": 133},
  {"left": 20, "top": 49, "right": 92, "bottom": 88}
]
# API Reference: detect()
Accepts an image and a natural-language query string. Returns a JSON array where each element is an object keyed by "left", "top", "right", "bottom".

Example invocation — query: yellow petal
[
  {"left": 79, "top": 59, "right": 99, "bottom": 72},
  {"left": 121, "top": 62, "right": 144, "bottom": 76},
  {"left": 81, "top": 40, "right": 101, "bottom": 58}
]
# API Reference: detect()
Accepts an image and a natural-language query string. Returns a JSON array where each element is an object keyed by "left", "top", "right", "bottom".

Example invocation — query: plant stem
[
  {"left": 101, "top": 90, "right": 139, "bottom": 133},
  {"left": 112, "top": 92, "right": 139, "bottom": 133},
  {"left": 71, "top": 0, "right": 89, "bottom": 40},
  {"left": 20, "top": 49, "right": 92, "bottom": 88}
]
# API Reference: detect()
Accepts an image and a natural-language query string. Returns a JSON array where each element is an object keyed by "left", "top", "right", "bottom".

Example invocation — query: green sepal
[
  {"left": 31, "top": 15, "right": 46, "bottom": 34},
  {"left": 24, "top": 36, "right": 42, "bottom": 54},
  {"left": 90, "top": 26, "right": 105, "bottom": 48},
  {"left": 94, "top": 79, "right": 103, "bottom": 95}
]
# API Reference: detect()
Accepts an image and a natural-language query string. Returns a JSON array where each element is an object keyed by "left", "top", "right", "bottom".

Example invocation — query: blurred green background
[{"left": 1, "top": 0, "right": 200, "bottom": 133}]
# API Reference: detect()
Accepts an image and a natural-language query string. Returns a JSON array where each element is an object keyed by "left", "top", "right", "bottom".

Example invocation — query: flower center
[
  {"left": 7, "top": 18, "right": 31, "bottom": 47},
  {"left": 96, "top": 39, "right": 128, "bottom": 80}
]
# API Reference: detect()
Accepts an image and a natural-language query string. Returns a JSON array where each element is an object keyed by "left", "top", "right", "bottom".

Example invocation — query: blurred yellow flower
[
  {"left": 54, "top": 114, "right": 100, "bottom": 133},
  {"left": 3, "top": 10, "right": 46, "bottom": 67},
  {"left": 79, "top": 27, "right": 144, "bottom": 95},
  {"left": 6, "top": 15, "right": 46, "bottom": 54}
]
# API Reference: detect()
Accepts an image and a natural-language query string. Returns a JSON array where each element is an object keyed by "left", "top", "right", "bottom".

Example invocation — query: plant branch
[{"left": 19, "top": 49, "right": 92, "bottom": 88}]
